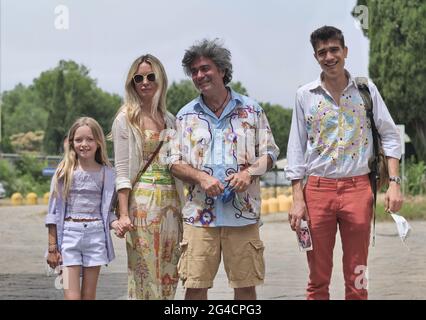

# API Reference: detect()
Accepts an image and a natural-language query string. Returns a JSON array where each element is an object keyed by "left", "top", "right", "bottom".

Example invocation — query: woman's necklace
[
  {"left": 141, "top": 113, "right": 164, "bottom": 132},
  {"left": 210, "top": 89, "right": 229, "bottom": 113}
]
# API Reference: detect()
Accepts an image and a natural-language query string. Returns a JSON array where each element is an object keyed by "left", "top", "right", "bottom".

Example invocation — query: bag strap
[
  {"left": 356, "top": 77, "right": 382, "bottom": 166},
  {"left": 131, "top": 123, "right": 167, "bottom": 188},
  {"left": 355, "top": 77, "right": 377, "bottom": 246}
]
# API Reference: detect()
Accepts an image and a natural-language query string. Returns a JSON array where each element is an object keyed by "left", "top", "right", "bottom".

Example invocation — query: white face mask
[{"left": 390, "top": 213, "right": 412, "bottom": 245}]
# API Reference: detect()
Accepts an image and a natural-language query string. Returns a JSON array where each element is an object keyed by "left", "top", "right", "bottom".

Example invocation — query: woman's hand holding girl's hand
[
  {"left": 111, "top": 220, "right": 125, "bottom": 238},
  {"left": 118, "top": 215, "right": 135, "bottom": 235}
]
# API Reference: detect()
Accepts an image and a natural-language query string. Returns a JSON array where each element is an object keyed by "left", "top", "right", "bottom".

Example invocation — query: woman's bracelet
[{"left": 48, "top": 243, "right": 57, "bottom": 253}]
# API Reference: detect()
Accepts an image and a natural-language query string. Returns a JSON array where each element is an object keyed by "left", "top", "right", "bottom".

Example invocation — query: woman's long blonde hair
[
  {"left": 115, "top": 54, "right": 168, "bottom": 137},
  {"left": 53, "top": 117, "right": 111, "bottom": 199}
]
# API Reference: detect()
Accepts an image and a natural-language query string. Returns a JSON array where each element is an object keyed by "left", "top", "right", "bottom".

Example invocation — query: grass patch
[{"left": 375, "top": 194, "right": 426, "bottom": 221}]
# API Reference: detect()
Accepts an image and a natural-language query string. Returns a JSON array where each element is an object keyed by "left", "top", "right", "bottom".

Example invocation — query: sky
[{"left": 0, "top": 0, "right": 369, "bottom": 108}]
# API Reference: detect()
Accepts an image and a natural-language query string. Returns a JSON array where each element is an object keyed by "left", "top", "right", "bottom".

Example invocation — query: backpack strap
[{"left": 355, "top": 77, "right": 377, "bottom": 247}]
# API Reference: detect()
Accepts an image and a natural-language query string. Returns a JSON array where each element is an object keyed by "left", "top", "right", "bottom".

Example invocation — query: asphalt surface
[{"left": 1, "top": 204, "right": 425, "bottom": 300}]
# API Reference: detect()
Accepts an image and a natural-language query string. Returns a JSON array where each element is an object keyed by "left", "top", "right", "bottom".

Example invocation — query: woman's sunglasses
[{"left": 133, "top": 73, "right": 156, "bottom": 84}]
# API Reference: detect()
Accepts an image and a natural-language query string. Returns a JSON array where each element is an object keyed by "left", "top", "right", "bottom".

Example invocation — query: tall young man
[{"left": 286, "top": 26, "right": 403, "bottom": 300}]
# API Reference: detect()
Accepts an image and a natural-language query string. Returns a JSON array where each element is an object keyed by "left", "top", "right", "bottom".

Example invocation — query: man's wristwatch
[{"left": 389, "top": 176, "right": 402, "bottom": 185}]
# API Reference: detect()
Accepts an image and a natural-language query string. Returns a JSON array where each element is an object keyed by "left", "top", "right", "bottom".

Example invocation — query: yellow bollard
[
  {"left": 276, "top": 187, "right": 285, "bottom": 196},
  {"left": 278, "top": 195, "right": 287, "bottom": 212},
  {"left": 288, "top": 196, "right": 293, "bottom": 208},
  {"left": 11, "top": 193, "right": 24, "bottom": 206},
  {"left": 260, "top": 187, "right": 268, "bottom": 199},
  {"left": 43, "top": 192, "right": 50, "bottom": 205},
  {"left": 279, "top": 195, "right": 293, "bottom": 213},
  {"left": 261, "top": 199, "right": 270, "bottom": 215},
  {"left": 26, "top": 192, "right": 38, "bottom": 205},
  {"left": 268, "top": 197, "right": 279, "bottom": 214},
  {"left": 263, "top": 187, "right": 270, "bottom": 199}
]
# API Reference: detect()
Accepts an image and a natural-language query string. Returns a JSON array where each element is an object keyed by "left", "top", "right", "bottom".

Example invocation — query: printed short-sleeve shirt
[{"left": 170, "top": 89, "right": 279, "bottom": 227}]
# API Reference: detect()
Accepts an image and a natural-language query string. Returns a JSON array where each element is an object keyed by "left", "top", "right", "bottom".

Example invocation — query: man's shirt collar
[
  {"left": 193, "top": 87, "right": 244, "bottom": 113},
  {"left": 307, "top": 69, "right": 357, "bottom": 92}
]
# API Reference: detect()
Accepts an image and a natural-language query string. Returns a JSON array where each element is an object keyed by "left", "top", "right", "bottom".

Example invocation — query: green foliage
[
  {"left": 14, "top": 154, "right": 50, "bottom": 195},
  {"left": 0, "top": 155, "right": 50, "bottom": 196},
  {"left": 1, "top": 60, "right": 121, "bottom": 156},
  {"left": 14, "top": 154, "right": 47, "bottom": 182},
  {"left": 404, "top": 158, "right": 426, "bottom": 195},
  {"left": 43, "top": 70, "right": 67, "bottom": 154},
  {"left": 354, "top": 0, "right": 426, "bottom": 162},
  {"left": 1, "top": 84, "right": 47, "bottom": 138},
  {"left": 229, "top": 81, "right": 248, "bottom": 96},
  {"left": 35, "top": 60, "right": 122, "bottom": 155},
  {"left": 0, "top": 136, "right": 15, "bottom": 153},
  {"left": 260, "top": 103, "right": 292, "bottom": 159},
  {"left": 167, "top": 80, "right": 198, "bottom": 115},
  {"left": 0, "top": 159, "right": 17, "bottom": 196},
  {"left": 376, "top": 195, "right": 426, "bottom": 221}
]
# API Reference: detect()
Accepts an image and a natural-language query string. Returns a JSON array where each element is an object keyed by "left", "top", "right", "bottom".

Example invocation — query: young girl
[{"left": 45, "top": 117, "right": 120, "bottom": 300}]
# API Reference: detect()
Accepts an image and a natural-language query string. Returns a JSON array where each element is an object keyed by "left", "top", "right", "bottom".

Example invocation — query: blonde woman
[
  {"left": 45, "top": 117, "right": 119, "bottom": 300},
  {"left": 111, "top": 54, "right": 183, "bottom": 300}
]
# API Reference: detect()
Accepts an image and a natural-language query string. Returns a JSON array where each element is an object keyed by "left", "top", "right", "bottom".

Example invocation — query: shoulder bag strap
[
  {"left": 131, "top": 123, "right": 167, "bottom": 188},
  {"left": 356, "top": 77, "right": 381, "bottom": 163},
  {"left": 355, "top": 77, "right": 378, "bottom": 246}
]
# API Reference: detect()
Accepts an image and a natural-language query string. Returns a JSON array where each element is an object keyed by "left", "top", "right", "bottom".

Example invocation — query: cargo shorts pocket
[
  {"left": 177, "top": 240, "right": 188, "bottom": 280},
  {"left": 249, "top": 240, "right": 265, "bottom": 280}
]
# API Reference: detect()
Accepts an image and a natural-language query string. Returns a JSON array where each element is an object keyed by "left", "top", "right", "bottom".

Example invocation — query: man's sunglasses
[{"left": 133, "top": 73, "right": 156, "bottom": 84}]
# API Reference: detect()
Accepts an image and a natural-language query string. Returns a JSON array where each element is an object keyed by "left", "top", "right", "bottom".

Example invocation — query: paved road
[{"left": 0, "top": 204, "right": 424, "bottom": 300}]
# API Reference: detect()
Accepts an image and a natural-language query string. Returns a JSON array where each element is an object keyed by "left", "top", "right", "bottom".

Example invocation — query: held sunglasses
[{"left": 133, "top": 73, "right": 156, "bottom": 84}]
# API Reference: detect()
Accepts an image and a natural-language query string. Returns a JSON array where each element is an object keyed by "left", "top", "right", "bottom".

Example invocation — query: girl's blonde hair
[
  {"left": 54, "top": 117, "right": 111, "bottom": 199},
  {"left": 114, "top": 54, "right": 168, "bottom": 138}
]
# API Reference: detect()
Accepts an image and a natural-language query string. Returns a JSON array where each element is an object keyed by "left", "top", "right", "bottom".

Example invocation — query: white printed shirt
[{"left": 286, "top": 71, "right": 401, "bottom": 180}]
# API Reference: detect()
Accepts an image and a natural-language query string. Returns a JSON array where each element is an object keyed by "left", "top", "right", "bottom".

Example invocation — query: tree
[
  {"left": 1, "top": 60, "right": 121, "bottom": 155},
  {"left": 34, "top": 60, "right": 121, "bottom": 154},
  {"left": 354, "top": 0, "right": 426, "bottom": 162},
  {"left": 229, "top": 81, "right": 248, "bottom": 96},
  {"left": 260, "top": 103, "right": 292, "bottom": 159},
  {"left": 1, "top": 84, "right": 47, "bottom": 141},
  {"left": 167, "top": 80, "right": 198, "bottom": 115},
  {"left": 43, "top": 70, "right": 67, "bottom": 154}
]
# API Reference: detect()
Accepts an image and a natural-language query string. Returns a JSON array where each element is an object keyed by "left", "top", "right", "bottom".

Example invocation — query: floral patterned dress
[{"left": 126, "top": 129, "right": 182, "bottom": 300}]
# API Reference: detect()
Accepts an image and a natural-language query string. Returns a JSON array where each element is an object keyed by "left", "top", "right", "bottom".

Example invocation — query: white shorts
[{"left": 61, "top": 220, "right": 108, "bottom": 267}]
